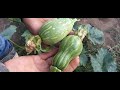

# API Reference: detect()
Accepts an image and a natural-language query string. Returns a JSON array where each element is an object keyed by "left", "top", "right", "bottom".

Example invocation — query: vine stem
[{"left": 9, "top": 39, "right": 25, "bottom": 50}]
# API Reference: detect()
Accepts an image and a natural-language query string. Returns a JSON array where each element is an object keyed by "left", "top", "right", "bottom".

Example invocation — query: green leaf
[
  {"left": 21, "top": 30, "right": 32, "bottom": 42},
  {"left": 73, "top": 24, "right": 104, "bottom": 45},
  {"left": 90, "top": 55, "right": 103, "bottom": 72},
  {"left": 80, "top": 48, "right": 88, "bottom": 66},
  {"left": 103, "top": 51, "right": 117, "bottom": 72},
  {"left": 80, "top": 54, "right": 88, "bottom": 66},
  {"left": 0, "top": 25, "right": 17, "bottom": 39},
  {"left": 90, "top": 48, "right": 117, "bottom": 72},
  {"left": 86, "top": 24, "right": 105, "bottom": 45}
]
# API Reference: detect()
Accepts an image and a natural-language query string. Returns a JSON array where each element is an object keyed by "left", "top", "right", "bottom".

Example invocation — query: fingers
[
  {"left": 69, "top": 31, "right": 75, "bottom": 35},
  {"left": 42, "top": 18, "right": 55, "bottom": 22},
  {"left": 39, "top": 48, "right": 58, "bottom": 60},
  {"left": 23, "top": 18, "right": 55, "bottom": 35},
  {"left": 23, "top": 18, "right": 43, "bottom": 35},
  {"left": 63, "top": 56, "right": 80, "bottom": 72},
  {"left": 46, "top": 57, "right": 53, "bottom": 66}
]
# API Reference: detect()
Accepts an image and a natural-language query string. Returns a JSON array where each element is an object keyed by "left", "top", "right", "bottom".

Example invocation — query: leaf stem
[{"left": 9, "top": 39, "right": 25, "bottom": 50}]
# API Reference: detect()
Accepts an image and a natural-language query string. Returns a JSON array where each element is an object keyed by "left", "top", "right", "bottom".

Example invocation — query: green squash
[
  {"left": 39, "top": 18, "right": 77, "bottom": 45},
  {"left": 50, "top": 35, "right": 83, "bottom": 72}
]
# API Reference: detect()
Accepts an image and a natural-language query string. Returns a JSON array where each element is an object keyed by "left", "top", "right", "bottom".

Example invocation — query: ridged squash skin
[
  {"left": 39, "top": 18, "right": 77, "bottom": 45},
  {"left": 50, "top": 35, "right": 83, "bottom": 72}
]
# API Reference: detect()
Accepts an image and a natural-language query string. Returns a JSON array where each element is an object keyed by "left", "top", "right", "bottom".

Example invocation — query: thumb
[{"left": 63, "top": 56, "right": 80, "bottom": 72}]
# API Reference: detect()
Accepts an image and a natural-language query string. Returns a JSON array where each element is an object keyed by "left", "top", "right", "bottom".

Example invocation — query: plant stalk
[{"left": 9, "top": 39, "right": 25, "bottom": 50}]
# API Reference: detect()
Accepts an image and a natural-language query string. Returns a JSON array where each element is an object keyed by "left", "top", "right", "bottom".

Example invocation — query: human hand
[
  {"left": 23, "top": 18, "right": 54, "bottom": 35},
  {"left": 22, "top": 18, "right": 80, "bottom": 72},
  {"left": 4, "top": 48, "right": 80, "bottom": 72}
]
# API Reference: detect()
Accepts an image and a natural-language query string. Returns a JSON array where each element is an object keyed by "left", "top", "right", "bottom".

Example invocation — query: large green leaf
[
  {"left": 90, "top": 48, "right": 117, "bottom": 72},
  {"left": 80, "top": 48, "right": 88, "bottom": 66},
  {"left": 80, "top": 54, "right": 88, "bottom": 66},
  {"left": 0, "top": 25, "right": 17, "bottom": 39},
  {"left": 86, "top": 24, "right": 105, "bottom": 45},
  {"left": 73, "top": 24, "right": 105, "bottom": 45},
  {"left": 102, "top": 50, "right": 117, "bottom": 72},
  {"left": 90, "top": 55, "right": 103, "bottom": 72}
]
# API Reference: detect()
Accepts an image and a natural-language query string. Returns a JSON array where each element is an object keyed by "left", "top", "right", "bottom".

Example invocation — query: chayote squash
[
  {"left": 39, "top": 18, "right": 77, "bottom": 45},
  {"left": 50, "top": 35, "right": 83, "bottom": 72}
]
